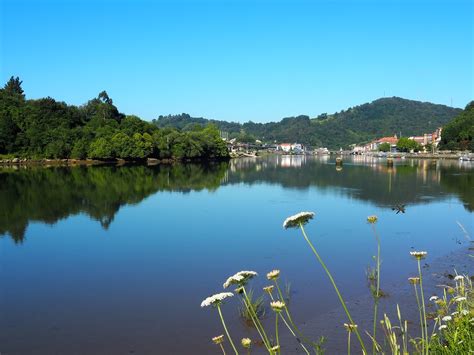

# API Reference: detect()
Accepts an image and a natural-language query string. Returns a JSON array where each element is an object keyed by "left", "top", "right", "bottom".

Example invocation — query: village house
[
  {"left": 277, "top": 143, "right": 304, "bottom": 153},
  {"left": 364, "top": 135, "right": 399, "bottom": 152}
]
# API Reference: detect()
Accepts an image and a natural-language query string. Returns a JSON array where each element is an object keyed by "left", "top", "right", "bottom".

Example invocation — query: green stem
[
  {"left": 299, "top": 224, "right": 367, "bottom": 354},
  {"left": 242, "top": 287, "right": 271, "bottom": 352},
  {"left": 217, "top": 304, "right": 239, "bottom": 355},
  {"left": 275, "top": 313, "right": 280, "bottom": 354},
  {"left": 417, "top": 260, "right": 428, "bottom": 355},
  {"left": 274, "top": 280, "right": 319, "bottom": 351},
  {"left": 413, "top": 284, "right": 424, "bottom": 355},
  {"left": 269, "top": 293, "right": 310, "bottom": 355},
  {"left": 219, "top": 343, "right": 227, "bottom": 355},
  {"left": 371, "top": 224, "right": 381, "bottom": 355},
  {"left": 348, "top": 331, "right": 351, "bottom": 355}
]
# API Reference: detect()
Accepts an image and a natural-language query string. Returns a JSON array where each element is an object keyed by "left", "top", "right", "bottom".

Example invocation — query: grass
[
  {"left": 238, "top": 289, "right": 266, "bottom": 327},
  {"left": 202, "top": 213, "right": 473, "bottom": 354}
]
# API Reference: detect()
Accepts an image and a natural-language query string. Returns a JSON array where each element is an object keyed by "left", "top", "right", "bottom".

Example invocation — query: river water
[{"left": 0, "top": 155, "right": 472, "bottom": 354}]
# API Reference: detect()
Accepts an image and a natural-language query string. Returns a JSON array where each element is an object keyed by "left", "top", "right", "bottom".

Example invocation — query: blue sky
[{"left": 1, "top": 0, "right": 472, "bottom": 122}]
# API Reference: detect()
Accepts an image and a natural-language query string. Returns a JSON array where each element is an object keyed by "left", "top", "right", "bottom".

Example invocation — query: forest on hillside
[
  {"left": 154, "top": 98, "right": 461, "bottom": 149},
  {"left": 0, "top": 77, "right": 229, "bottom": 161},
  {"left": 439, "top": 101, "right": 474, "bottom": 151}
]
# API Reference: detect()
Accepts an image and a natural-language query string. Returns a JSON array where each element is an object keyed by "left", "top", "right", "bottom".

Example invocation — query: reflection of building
[
  {"left": 278, "top": 155, "right": 306, "bottom": 168},
  {"left": 314, "top": 147, "right": 330, "bottom": 155}
]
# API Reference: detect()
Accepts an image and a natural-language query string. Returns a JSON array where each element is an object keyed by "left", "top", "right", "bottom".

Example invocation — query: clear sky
[{"left": 1, "top": 0, "right": 472, "bottom": 122}]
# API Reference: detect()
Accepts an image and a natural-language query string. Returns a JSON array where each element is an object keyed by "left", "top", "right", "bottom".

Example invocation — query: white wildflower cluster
[
  {"left": 455, "top": 296, "right": 467, "bottom": 303},
  {"left": 223, "top": 271, "right": 258, "bottom": 289},
  {"left": 267, "top": 269, "right": 280, "bottom": 280},
  {"left": 201, "top": 292, "right": 234, "bottom": 307},
  {"left": 429, "top": 296, "right": 439, "bottom": 302},
  {"left": 409, "top": 251, "right": 428, "bottom": 260},
  {"left": 439, "top": 325, "right": 447, "bottom": 330},
  {"left": 343, "top": 323, "right": 359, "bottom": 332},
  {"left": 270, "top": 300, "right": 286, "bottom": 312},
  {"left": 442, "top": 315, "right": 452, "bottom": 322},
  {"left": 283, "top": 212, "right": 315, "bottom": 229},
  {"left": 454, "top": 275, "right": 464, "bottom": 281},
  {"left": 212, "top": 335, "right": 225, "bottom": 344},
  {"left": 241, "top": 338, "right": 251, "bottom": 348}
]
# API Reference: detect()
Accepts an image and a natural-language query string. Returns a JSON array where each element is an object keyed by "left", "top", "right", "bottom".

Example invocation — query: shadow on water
[{"left": 0, "top": 156, "right": 472, "bottom": 243}]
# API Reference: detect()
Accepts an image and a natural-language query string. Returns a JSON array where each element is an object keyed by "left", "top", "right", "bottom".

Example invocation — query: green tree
[
  {"left": 88, "top": 138, "right": 114, "bottom": 159},
  {"left": 397, "top": 137, "right": 421, "bottom": 152},
  {"left": 3, "top": 76, "right": 25, "bottom": 98},
  {"left": 439, "top": 101, "right": 474, "bottom": 151},
  {"left": 378, "top": 142, "right": 391, "bottom": 152}
]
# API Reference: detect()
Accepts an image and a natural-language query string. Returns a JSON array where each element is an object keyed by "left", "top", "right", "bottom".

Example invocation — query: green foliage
[
  {"left": 238, "top": 289, "right": 266, "bottom": 326},
  {"left": 153, "top": 98, "right": 461, "bottom": 149},
  {"left": 0, "top": 77, "right": 229, "bottom": 160},
  {"left": 397, "top": 137, "right": 422, "bottom": 152},
  {"left": 378, "top": 142, "right": 391, "bottom": 152},
  {"left": 439, "top": 101, "right": 474, "bottom": 151}
]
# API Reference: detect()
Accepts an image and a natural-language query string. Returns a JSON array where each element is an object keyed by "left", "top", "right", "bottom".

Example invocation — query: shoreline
[{"left": 0, "top": 157, "right": 230, "bottom": 167}]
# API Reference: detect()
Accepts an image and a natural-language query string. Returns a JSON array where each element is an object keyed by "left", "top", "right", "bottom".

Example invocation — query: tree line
[
  {"left": 439, "top": 101, "right": 474, "bottom": 151},
  {"left": 0, "top": 77, "right": 229, "bottom": 160}
]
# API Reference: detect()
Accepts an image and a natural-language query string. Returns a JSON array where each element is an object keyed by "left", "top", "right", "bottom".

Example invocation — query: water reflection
[{"left": 0, "top": 156, "right": 472, "bottom": 242}]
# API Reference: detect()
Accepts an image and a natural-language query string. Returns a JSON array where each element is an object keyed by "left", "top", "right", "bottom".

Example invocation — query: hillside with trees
[
  {"left": 0, "top": 77, "right": 229, "bottom": 161},
  {"left": 439, "top": 101, "right": 474, "bottom": 151},
  {"left": 154, "top": 97, "right": 461, "bottom": 149}
]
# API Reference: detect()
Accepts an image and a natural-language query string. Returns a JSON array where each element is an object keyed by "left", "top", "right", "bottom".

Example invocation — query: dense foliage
[
  {"left": 0, "top": 77, "right": 229, "bottom": 160},
  {"left": 396, "top": 137, "right": 422, "bottom": 152},
  {"left": 154, "top": 98, "right": 461, "bottom": 149},
  {"left": 439, "top": 101, "right": 474, "bottom": 151}
]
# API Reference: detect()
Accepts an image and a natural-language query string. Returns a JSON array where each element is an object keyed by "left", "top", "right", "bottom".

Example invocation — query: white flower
[
  {"left": 410, "top": 251, "right": 428, "bottom": 260},
  {"left": 263, "top": 285, "right": 274, "bottom": 293},
  {"left": 367, "top": 215, "right": 378, "bottom": 224},
  {"left": 241, "top": 338, "right": 251, "bottom": 348},
  {"left": 442, "top": 316, "right": 452, "bottom": 322},
  {"left": 451, "top": 311, "right": 459, "bottom": 316},
  {"left": 283, "top": 212, "right": 315, "bottom": 229},
  {"left": 212, "top": 335, "right": 225, "bottom": 344},
  {"left": 454, "top": 275, "right": 464, "bottom": 281},
  {"left": 270, "top": 345, "right": 280, "bottom": 352},
  {"left": 343, "top": 323, "right": 359, "bottom": 332},
  {"left": 460, "top": 310, "right": 469, "bottom": 316},
  {"left": 455, "top": 296, "right": 467, "bottom": 303},
  {"left": 439, "top": 325, "right": 447, "bottom": 330},
  {"left": 201, "top": 292, "right": 234, "bottom": 307},
  {"left": 267, "top": 269, "right": 280, "bottom": 280},
  {"left": 429, "top": 296, "right": 439, "bottom": 301},
  {"left": 223, "top": 271, "right": 258, "bottom": 289},
  {"left": 270, "top": 300, "right": 286, "bottom": 312}
]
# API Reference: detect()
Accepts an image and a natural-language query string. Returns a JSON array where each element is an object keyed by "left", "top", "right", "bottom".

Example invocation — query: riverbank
[{"left": 0, "top": 157, "right": 230, "bottom": 167}]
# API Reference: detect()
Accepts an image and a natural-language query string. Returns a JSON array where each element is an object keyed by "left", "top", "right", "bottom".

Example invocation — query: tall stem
[
  {"left": 269, "top": 293, "right": 310, "bottom": 355},
  {"left": 417, "top": 260, "right": 428, "bottom": 355},
  {"left": 371, "top": 224, "right": 381, "bottom": 355},
  {"left": 299, "top": 223, "right": 367, "bottom": 354},
  {"left": 219, "top": 343, "right": 227, "bottom": 355},
  {"left": 413, "top": 284, "right": 424, "bottom": 355},
  {"left": 347, "top": 331, "right": 352, "bottom": 355},
  {"left": 242, "top": 287, "right": 271, "bottom": 352},
  {"left": 217, "top": 304, "right": 239, "bottom": 355},
  {"left": 275, "top": 313, "right": 280, "bottom": 354}
]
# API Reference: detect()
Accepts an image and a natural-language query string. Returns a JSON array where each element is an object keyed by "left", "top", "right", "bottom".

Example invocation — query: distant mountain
[{"left": 153, "top": 97, "right": 462, "bottom": 149}]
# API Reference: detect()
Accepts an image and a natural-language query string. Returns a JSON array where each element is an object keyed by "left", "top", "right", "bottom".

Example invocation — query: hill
[
  {"left": 439, "top": 101, "right": 474, "bottom": 151},
  {"left": 153, "top": 97, "right": 462, "bottom": 149}
]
